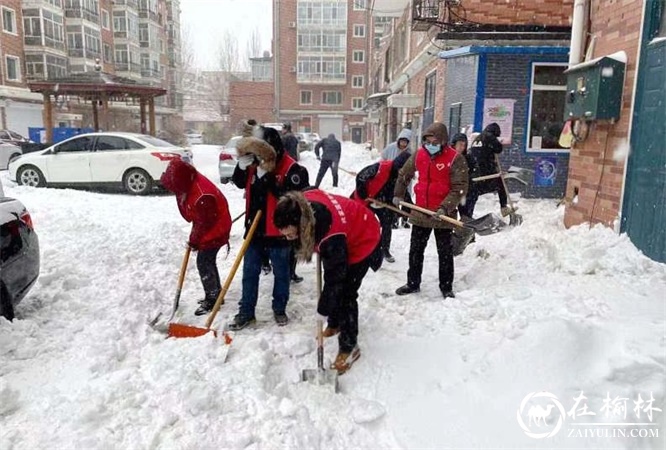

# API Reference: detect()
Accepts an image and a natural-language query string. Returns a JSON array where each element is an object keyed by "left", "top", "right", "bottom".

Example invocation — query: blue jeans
[{"left": 238, "top": 241, "right": 291, "bottom": 318}]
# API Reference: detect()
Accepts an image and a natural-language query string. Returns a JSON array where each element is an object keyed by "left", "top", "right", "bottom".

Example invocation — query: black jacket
[
  {"left": 282, "top": 132, "right": 299, "bottom": 160},
  {"left": 470, "top": 132, "right": 503, "bottom": 177},
  {"left": 232, "top": 159, "right": 309, "bottom": 246},
  {"left": 314, "top": 134, "right": 342, "bottom": 162}
]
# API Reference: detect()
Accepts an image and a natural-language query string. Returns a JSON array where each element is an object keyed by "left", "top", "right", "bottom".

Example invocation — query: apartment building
[
  {"left": 273, "top": 0, "right": 372, "bottom": 142},
  {"left": 0, "top": 0, "right": 182, "bottom": 137}
]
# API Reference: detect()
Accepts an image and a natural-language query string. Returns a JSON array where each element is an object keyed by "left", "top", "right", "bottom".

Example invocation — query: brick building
[
  {"left": 366, "top": 0, "right": 573, "bottom": 200},
  {"left": 272, "top": 0, "right": 371, "bottom": 142},
  {"left": 563, "top": 0, "right": 665, "bottom": 263}
]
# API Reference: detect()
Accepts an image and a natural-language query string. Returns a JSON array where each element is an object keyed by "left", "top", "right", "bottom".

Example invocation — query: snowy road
[{"left": 1, "top": 143, "right": 664, "bottom": 449}]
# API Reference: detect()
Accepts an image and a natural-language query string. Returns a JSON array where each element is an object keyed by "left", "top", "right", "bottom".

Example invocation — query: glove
[
  {"left": 187, "top": 241, "right": 199, "bottom": 251},
  {"left": 392, "top": 196, "right": 403, "bottom": 207},
  {"left": 436, "top": 207, "right": 456, "bottom": 218},
  {"left": 237, "top": 154, "right": 254, "bottom": 170},
  {"left": 256, "top": 167, "right": 267, "bottom": 178}
]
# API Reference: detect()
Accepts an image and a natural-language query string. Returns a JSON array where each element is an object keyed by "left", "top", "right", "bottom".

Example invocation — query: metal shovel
[
  {"left": 301, "top": 254, "right": 339, "bottom": 392},
  {"left": 399, "top": 201, "right": 506, "bottom": 236},
  {"left": 148, "top": 245, "right": 192, "bottom": 330}
]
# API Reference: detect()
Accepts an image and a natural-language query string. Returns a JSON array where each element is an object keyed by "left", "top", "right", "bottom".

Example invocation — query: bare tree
[
  {"left": 245, "top": 27, "right": 263, "bottom": 60},
  {"left": 217, "top": 29, "right": 244, "bottom": 73},
  {"left": 180, "top": 25, "right": 196, "bottom": 73}
]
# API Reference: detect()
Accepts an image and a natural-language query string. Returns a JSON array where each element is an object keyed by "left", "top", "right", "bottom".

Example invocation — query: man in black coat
[
  {"left": 314, "top": 133, "right": 342, "bottom": 188},
  {"left": 281, "top": 123, "right": 299, "bottom": 161},
  {"left": 468, "top": 123, "right": 511, "bottom": 217}
]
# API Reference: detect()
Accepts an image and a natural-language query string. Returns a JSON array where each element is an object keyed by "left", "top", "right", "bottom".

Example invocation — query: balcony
[{"left": 412, "top": 0, "right": 440, "bottom": 32}]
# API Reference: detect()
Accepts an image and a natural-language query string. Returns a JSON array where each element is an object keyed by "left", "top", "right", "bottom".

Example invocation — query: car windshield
[{"left": 139, "top": 135, "right": 177, "bottom": 148}]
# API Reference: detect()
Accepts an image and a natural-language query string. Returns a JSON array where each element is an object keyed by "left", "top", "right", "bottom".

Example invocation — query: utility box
[{"left": 563, "top": 54, "right": 626, "bottom": 121}]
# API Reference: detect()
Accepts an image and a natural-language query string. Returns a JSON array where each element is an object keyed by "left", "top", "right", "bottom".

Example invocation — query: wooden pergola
[{"left": 28, "top": 70, "right": 167, "bottom": 143}]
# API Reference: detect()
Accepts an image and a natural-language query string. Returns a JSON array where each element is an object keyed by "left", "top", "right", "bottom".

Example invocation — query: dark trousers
[
  {"left": 289, "top": 248, "right": 298, "bottom": 276},
  {"left": 462, "top": 178, "right": 508, "bottom": 218},
  {"left": 239, "top": 241, "right": 291, "bottom": 317},
  {"left": 314, "top": 159, "right": 339, "bottom": 188},
  {"left": 197, "top": 246, "right": 221, "bottom": 301},
  {"left": 375, "top": 207, "right": 394, "bottom": 255},
  {"left": 407, "top": 225, "right": 454, "bottom": 292},
  {"left": 327, "top": 258, "right": 370, "bottom": 353}
]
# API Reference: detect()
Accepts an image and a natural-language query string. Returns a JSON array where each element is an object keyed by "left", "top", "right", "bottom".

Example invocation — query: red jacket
[
  {"left": 305, "top": 189, "right": 380, "bottom": 264},
  {"left": 161, "top": 159, "right": 231, "bottom": 250},
  {"left": 413, "top": 146, "right": 458, "bottom": 210},
  {"left": 245, "top": 154, "right": 296, "bottom": 237},
  {"left": 351, "top": 160, "right": 393, "bottom": 204}
]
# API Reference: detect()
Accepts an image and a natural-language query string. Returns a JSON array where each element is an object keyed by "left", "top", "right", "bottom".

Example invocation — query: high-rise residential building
[
  {"left": 0, "top": 0, "right": 182, "bottom": 137},
  {"left": 273, "top": 0, "right": 371, "bottom": 143}
]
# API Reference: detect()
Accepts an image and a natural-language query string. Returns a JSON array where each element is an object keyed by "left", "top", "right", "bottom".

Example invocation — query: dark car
[{"left": 0, "top": 197, "right": 40, "bottom": 320}]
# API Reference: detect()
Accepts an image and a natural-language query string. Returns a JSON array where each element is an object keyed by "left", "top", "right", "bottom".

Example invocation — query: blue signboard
[{"left": 534, "top": 157, "right": 557, "bottom": 187}]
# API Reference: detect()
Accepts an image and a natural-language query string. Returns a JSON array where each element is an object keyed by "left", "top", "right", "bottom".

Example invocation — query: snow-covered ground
[{"left": 1, "top": 143, "right": 664, "bottom": 449}]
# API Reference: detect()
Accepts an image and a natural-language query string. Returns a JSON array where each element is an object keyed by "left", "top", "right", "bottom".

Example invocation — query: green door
[{"left": 622, "top": 0, "right": 666, "bottom": 262}]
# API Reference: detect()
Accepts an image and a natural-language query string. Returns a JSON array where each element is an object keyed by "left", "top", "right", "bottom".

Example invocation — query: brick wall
[
  {"left": 563, "top": 0, "right": 643, "bottom": 228},
  {"left": 444, "top": 0, "right": 573, "bottom": 26},
  {"left": 99, "top": 0, "right": 115, "bottom": 73},
  {"left": 0, "top": 0, "right": 26, "bottom": 88},
  {"left": 229, "top": 80, "right": 275, "bottom": 134},
  {"left": 484, "top": 52, "right": 570, "bottom": 199}
]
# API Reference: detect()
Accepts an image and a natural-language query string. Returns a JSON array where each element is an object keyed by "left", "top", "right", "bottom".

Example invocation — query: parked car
[
  {"left": 0, "top": 143, "right": 22, "bottom": 170},
  {"left": 219, "top": 135, "right": 241, "bottom": 184},
  {"left": 0, "top": 196, "right": 40, "bottom": 321},
  {"left": 8, "top": 132, "right": 193, "bottom": 195},
  {"left": 295, "top": 133, "right": 311, "bottom": 152},
  {"left": 0, "top": 130, "right": 31, "bottom": 146},
  {"left": 185, "top": 130, "right": 204, "bottom": 146},
  {"left": 308, "top": 133, "right": 322, "bottom": 145}
]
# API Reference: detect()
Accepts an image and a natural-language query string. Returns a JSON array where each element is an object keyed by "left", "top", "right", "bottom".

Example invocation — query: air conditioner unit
[
  {"left": 289, "top": 66, "right": 297, "bottom": 73},
  {"left": 288, "top": 21, "right": 296, "bottom": 28}
]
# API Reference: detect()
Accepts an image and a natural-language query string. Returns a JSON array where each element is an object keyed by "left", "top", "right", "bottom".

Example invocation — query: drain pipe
[{"left": 569, "top": 0, "right": 589, "bottom": 66}]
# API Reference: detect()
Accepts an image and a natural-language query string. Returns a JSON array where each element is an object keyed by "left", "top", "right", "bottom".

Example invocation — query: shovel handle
[
  {"left": 231, "top": 211, "right": 245, "bottom": 224},
  {"left": 495, "top": 155, "right": 515, "bottom": 211},
  {"left": 472, "top": 173, "right": 502, "bottom": 182},
  {"left": 166, "top": 245, "right": 192, "bottom": 322},
  {"left": 399, "top": 201, "right": 466, "bottom": 229},
  {"left": 366, "top": 198, "right": 413, "bottom": 219},
  {"left": 316, "top": 254, "right": 324, "bottom": 370},
  {"left": 205, "top": 210, "right": 262, "bottom": 329}
]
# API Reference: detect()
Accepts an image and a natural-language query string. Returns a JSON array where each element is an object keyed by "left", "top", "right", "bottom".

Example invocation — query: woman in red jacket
[
  {"left": 160, "top": 159, "right": 232, "bottom": 316},
  {"left": 273, "top": 189, "right": 382, "bottom": 374}
]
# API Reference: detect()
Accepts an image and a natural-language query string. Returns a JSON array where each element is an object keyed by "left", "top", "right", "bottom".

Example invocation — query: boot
[
  {"left": 395, "top": 284, "right": 420, "bottom": 295},
  {"left": 441, "top": 290, "right": 456, "bottom": 299},
  {"left": 331, "top": 346, "right": 361, "bottom": 375},
  {"left": 401, "top": 218, "right": 410, "bottom": 228},
  {"left": 274, "top": 312, "right": 289, "bottom": 326},
  {"left": 291, "top": 273, "right": 304, "bottom": 283},
  {"left": 228, "top": 314, "right": 256, "bottom": 331},
  {"left": 383, "top": 250, "right": 395, "bottom": 263},
  {"left": 194, "top": 298, "right": 215, "bottom": 316},
  {"left": 262, "top": 262, "right": 272, "bottom": 275}
]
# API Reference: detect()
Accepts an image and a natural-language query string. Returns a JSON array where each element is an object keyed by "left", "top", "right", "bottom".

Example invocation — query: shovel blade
[
  {"left": 167, "top": 323, "right": 234, "bottom": 345},
  {"left": 302, "top": 368, "right": 339, "bottom": 392},
  {"left": 466, "top": 213, "right": 507, "bottom": 236},
  {"left": 509, "top": 213, "right": 524, "bottom": 226}
]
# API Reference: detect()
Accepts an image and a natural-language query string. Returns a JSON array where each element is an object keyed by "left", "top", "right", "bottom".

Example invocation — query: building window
[
  {"left": 353, "top": 24, "right": 365, "bottom": 37},
  {"left": 5, "top": 56, "right": 21, "bottom": 81},
  {"left": 297, "top": 2, "right": 347, "bottom": 27},
  {"left": 352, "top": 50, "right": 365, "bottom": 63},
  {"left": 526, "top": 63, "right": 568, "bottom": 152},
  {"left": 353, "top": 0, "right": 367, "bottom": 10},
  {"left": 2, "top": 7, "right": 17, "bottom": 34},
  {"left": 423, "top": 72, "right": 436, "bottom": 130},
  {"left": 297, "top": 30, "right": 346, "bottom": 53},
  {"left": 449, "top": 102, "right": 462, "bottom": 135},
  {"left": 352, "top": 97, "right": 363, "bottom": 110},
  {"left": 103, "top": 43, "right": 113, "bottom": 63},
  {"left": 102, "top": 9, "right": 110, "bottom": 29},
  {"left": 300, "top": 90, "right": 312, "bottom": 105},
  {"left": 352, "top": 75, "right": 364, "bottom": 88},
  {"left": 297, "top": 55, "right": 346, "bottom": 82},
  {"left": 322, "top": 91, "right": 342, "bottom": 105}
]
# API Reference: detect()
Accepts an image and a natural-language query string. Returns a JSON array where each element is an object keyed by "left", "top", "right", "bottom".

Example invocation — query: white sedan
[{"left": 8, "top": 132, "right": 193, "bottom": 195}]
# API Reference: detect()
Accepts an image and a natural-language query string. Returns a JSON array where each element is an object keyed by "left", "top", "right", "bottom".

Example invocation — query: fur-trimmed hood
[
  {"left": 277, "top": 191, "right": 316, "bottom": 263},
  {"left": 236, "top": 136, "right": 277, "bottom": 172}
]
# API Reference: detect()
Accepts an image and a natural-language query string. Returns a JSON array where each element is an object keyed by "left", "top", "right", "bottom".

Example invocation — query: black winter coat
[
  {"left": 470, "top": 133, "right": 503, "bottom": 177},
  {"left": 314, "top": 134, "right": 342, "bottom": 162}
]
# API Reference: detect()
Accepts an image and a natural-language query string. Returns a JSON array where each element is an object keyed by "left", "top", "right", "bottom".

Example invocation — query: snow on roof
[{"left": 565, "top": 51, "right": 627, "bottom": 72}]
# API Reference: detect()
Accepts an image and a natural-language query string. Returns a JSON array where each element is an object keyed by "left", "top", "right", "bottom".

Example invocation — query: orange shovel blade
[{"left": 167, "top": 323, "right": 233, "bottom": 344}]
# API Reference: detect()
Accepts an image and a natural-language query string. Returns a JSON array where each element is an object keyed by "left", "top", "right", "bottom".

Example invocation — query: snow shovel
[
  {"left": 148, "top": 245, "right": 192, "bottom": 329},
  {"left": 167, "top": 210, "right": 262, "bottom": 341},
  {"left": 400, "top": 201, "right": 505, "bottom": 236},
  {"left": 495, "top": 155, "right": 523, "bottom": 226},
  {"left": 301, "top": 254, "right": 339, "bottom": 392},
  {"left": 338, "top": 166, "right": 358, "bottom": 177}
]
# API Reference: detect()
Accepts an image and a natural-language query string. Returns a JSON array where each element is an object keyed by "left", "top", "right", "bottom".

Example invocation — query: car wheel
[
  {"left": 17, "top": 165, "right": 46, "bottom": 187},
  {"left": 0, "top": 283, "right": 14, "bottom": 321},
  {"left": 123, "top": 168, "right": 153, "bottom": 195}
]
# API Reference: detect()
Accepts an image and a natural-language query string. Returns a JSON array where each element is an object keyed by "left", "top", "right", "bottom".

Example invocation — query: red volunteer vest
[
  {"left": 304, "top": 189, "right": 380, "bottom": 264},
  {"left": 413, "top": 145, "right": 458, "bottom": 210},
  {"left": 351, "top": 160, "right": 393, "bottom": 203},
  {"left": 245, "top": 155, "right": 296, "bottom": 237},
  {"left": 179, "top": 175, "right": 231, "bottom": 248}
]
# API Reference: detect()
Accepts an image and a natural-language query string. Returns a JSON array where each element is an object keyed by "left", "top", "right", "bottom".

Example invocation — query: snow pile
[{"left": 0, "top": 143, "right": 664, "bottom": 449}]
